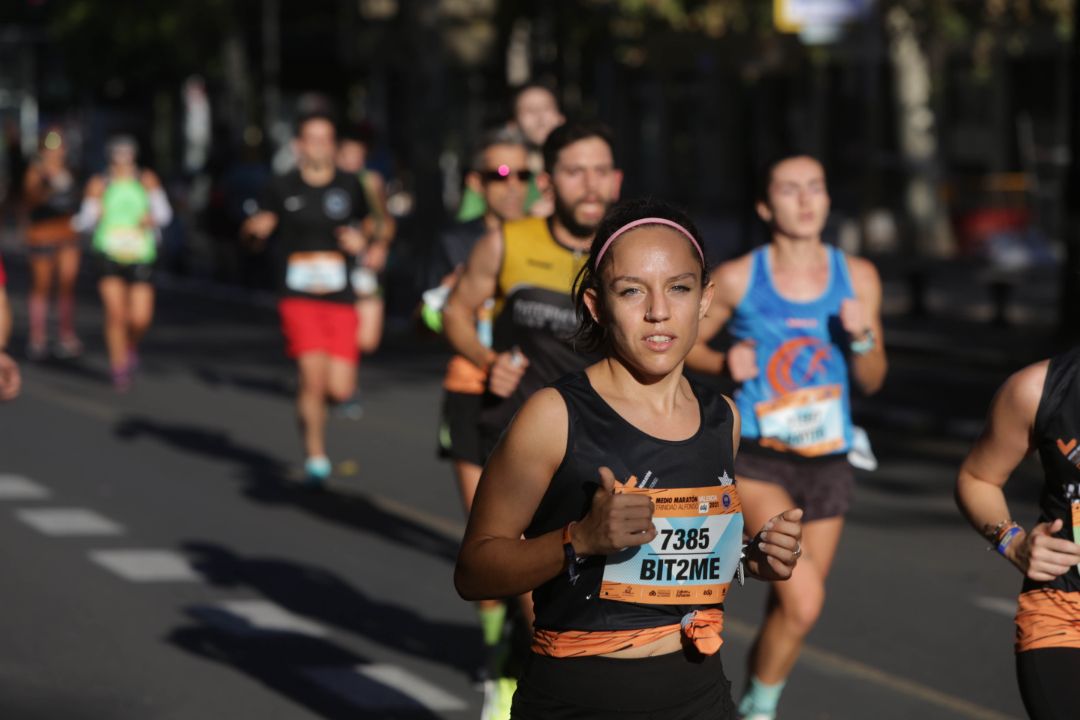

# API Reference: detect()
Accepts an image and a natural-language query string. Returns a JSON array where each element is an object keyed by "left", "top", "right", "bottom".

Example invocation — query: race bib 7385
[{"left": 600, "top": 485, "right": 743, "bottom": 605}]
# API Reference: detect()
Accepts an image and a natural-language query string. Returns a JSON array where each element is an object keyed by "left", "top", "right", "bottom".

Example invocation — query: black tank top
[
  {"left": 29, "top": 166, "right": 80, "bottom": 222},
  {"left": 527, "top": 371, "right": 739, "bottom": 632},
  {"left": 1030, "top": 346, "right": 1080, "bottom": 594}
]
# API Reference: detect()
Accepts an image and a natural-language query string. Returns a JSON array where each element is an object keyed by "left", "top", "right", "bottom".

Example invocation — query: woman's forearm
[
  {"left": 956, "top": 469, "right": 1013, "bottom": 541},
  {"left": 455, "top": 530, "right": 567, "bottom": 601}
]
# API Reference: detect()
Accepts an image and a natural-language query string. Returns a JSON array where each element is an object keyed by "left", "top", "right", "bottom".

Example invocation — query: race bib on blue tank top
[{"left": 730, "top": 246, "right": 856, "bottom": 455}]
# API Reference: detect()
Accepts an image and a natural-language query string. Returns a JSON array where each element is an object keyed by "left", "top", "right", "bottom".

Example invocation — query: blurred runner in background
[
  {"left": 445, "top": 119, "right": 622, "bottom": 469},
  {"left": 423, "top": 125, "right": 530, "bottom": 719},
  {"left": 337, "top": 124, "right": 395, "bottom": 358},
  {"left": 686, "top": 153, "right": 887, "bottom": 720},
  {"left": 23, "top": 126, "right": 83, "bottom": 360},
  {"left": 73, "top": 135, "right": 173, "bottom": 392},
  {"left": 0, "top": 252, "right": 21, "bottom": 401},
  {"left": 457, "top": 82, "right": 563, "bottom": 223},
  {"left": 443, "top": 119, "right": 621, "bottom": 717},
  {"left": 242, "top": 112, "right": 370, "bottom": 487}
]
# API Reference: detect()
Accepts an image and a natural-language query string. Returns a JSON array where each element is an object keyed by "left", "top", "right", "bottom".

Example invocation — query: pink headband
[{"left": 594, "top": 217, "right": 704, "bottom": 269}]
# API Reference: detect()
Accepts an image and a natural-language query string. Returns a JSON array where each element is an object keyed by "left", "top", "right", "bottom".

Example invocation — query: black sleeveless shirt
[
  {"left": 527, "top": 371, "right": 739, "bottom": 632},
  {"left": 29, "top": 166, "right": 80, "bottom": 223},
  {"left": 1029, "top": 346, "right": 1080, "bottom": 594}
]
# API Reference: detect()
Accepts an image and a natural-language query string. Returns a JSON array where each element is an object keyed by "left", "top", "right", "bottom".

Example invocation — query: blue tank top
[{"left": 729, "top": 245, "right": 856, "bottom": 457}]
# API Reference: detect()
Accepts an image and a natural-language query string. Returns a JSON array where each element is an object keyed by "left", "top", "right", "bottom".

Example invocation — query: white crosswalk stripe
[
  {"left": 190, "top": 599, "right": 330, "bottom": 637},
  {"left": 300, "top": 664, "right": 468, "bottom": 712},
  {"left": 17, "top": 508, "right": 124, "bottom": 536},
  {"left": 0, "top": 475, "right": 51, "bottom": 500},
  {"left": 89, "top": 549, "right": 201, "bottom": 582},
  {"left": 973, "top": 595, "right": 1017, "bottom": 617}
]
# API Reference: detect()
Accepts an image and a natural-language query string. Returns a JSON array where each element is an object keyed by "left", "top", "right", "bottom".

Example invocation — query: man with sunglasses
[
  {"left": 428, "top": 126, "right": 531, "bottom": 507},
  {"left": 424, "top": 125, "right": 531, "bottom": 720},
  {"left": 443, "top": 118, "right": 621, "bottom": 719},
  {"left": 457, "top": 83, "right": 564, "bottom": 223},
  {"left": 445, "top": 119, "right": 622, "bottom": 462}
]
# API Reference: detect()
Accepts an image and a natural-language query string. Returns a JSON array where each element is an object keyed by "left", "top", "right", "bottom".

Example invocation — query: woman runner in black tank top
[
  {"left": 456, "top": 199, "right": 804, "bottom": 719},
  {"left": 957, "top": 347, "right": 1080, "bottom": 719}
]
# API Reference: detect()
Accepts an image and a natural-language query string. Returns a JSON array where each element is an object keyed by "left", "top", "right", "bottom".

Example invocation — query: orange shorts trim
[
  {"left": 1015, "top": 588, "right": 1080, "bottom": 653},
  {"left": 278, "top": 297, "right": 359, "bottom": 363}
]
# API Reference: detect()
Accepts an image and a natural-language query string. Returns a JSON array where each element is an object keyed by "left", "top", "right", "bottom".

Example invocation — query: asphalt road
[{"left": 0, "top": 263, "right": 1049, "bottom": 719}]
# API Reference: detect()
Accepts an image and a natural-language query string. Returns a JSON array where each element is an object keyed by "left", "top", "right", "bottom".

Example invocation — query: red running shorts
[{"left": 278, "top": 297, "right": 359, "bottom": 363}]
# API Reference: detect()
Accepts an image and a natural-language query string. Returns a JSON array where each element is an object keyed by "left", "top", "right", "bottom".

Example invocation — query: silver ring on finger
[{"left": 792, "top": 542, "right": 802, "bottom": 560}]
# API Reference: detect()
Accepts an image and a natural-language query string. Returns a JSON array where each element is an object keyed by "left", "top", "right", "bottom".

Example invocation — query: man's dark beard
[{"left": 554, "top": 198, "right": 600, "bottom": 239}]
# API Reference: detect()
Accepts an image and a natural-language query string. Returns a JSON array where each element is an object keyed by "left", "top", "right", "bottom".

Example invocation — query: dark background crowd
[{"left": 0, "top": 0, "right": 1077, "bottom": 336}]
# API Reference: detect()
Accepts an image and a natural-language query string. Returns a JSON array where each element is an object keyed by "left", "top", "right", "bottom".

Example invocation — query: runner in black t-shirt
[{"left": 242, "top": 112, "right": 370, "bottom": 486}]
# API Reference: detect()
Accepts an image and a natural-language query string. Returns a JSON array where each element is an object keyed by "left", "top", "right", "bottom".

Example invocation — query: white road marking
[
  {"left": 725, "top": 618, "right": 1019, "bottom": 720},
  {"left": 16, "top": 508, "right": 123, "bottom": 536},
  {"left": 190, "top": 599, "right": 330, "bottom": 637},
  {"left": 21, "top": 382, "right": 118, "bottom": 422},
  {"left": 974, "top": 595, "right": 1018, "bottom": 617},
  {"left": 301, "top": 664, "right": 467, "bottom": 712},
  {"left": 89, "top": 549, "right": 201, "bottom": 582},
  {"left": 0, "top": 475, "right": 51, "bottom": 500}
]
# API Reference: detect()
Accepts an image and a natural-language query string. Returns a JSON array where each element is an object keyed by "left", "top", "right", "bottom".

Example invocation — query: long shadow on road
[
  {"left": 113, "top": 416, "right": 461, "bottom": 563},
  {"left": 244, "top": 482, "right": 462, "bottom": 564},
  {"left": 114, "top": 416, "right": 287, "bottom": 480},
  {"left": 183, "top": 542, "right": 480, "bottom": 673},
  {"left": 169, "top": 621, "right": 446, "bottom": 720}
]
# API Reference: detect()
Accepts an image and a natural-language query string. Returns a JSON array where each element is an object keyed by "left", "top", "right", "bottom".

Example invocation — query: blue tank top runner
[{"left": 729, "top": 245, "right": 856, "bottom": 457}]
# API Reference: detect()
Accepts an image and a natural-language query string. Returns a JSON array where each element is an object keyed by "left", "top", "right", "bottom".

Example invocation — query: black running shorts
[{"left": 734, "top": 450, "right": 854, "bottom": 522}]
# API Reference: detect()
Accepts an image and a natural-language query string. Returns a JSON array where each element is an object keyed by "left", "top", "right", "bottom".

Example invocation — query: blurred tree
[
  {"left": 1062, "top": 1, "right": 1079, "bottom": 340},
  {"left": 879, "top": 0, "right": 1072, "bottom": 257},
  {"left": 47, "top": 0, "right": 236, "bottom": 96}
]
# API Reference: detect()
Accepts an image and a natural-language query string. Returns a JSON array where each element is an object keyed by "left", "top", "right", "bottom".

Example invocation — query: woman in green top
[{"left": 73, "top": 136, "right": 172, "bottom": 391}]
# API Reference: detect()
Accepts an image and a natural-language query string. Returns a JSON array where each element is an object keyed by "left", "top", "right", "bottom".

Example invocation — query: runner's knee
[
  {"left": 326, "top": 383, "right": 354, "bottom": 404},
  {"left": 779, "top": 584, "right": 824, "bottom": 635}
]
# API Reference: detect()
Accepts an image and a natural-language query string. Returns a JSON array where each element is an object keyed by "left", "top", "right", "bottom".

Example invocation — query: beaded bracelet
[{"left": 992, "top": 521, "right": 1022, "bottom": 556}]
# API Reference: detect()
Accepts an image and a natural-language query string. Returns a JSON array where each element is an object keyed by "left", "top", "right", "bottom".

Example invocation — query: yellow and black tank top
[{"left": 481, "top": 217, "right": 593, "bottom": 435}]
